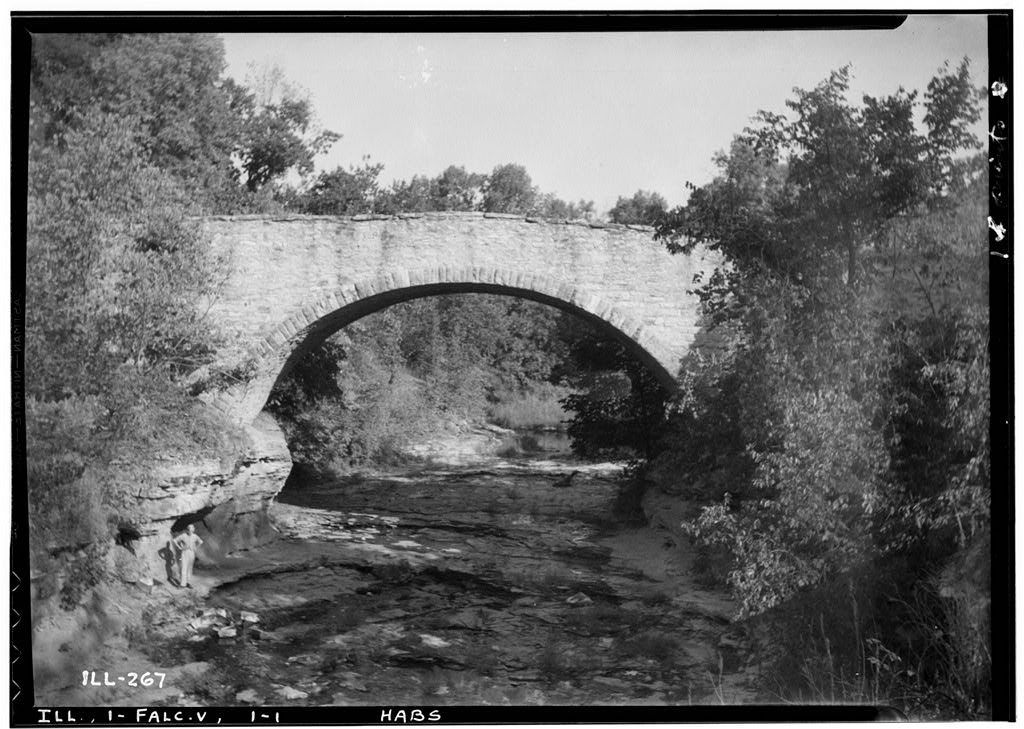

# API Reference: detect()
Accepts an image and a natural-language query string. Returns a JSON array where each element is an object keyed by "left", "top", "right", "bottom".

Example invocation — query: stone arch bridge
[
  {"left": 138, "top": 212, "right": 720, "bottom": 564},
  {"left": 198, "top": 212, "right": 716, "bottom": 424}
]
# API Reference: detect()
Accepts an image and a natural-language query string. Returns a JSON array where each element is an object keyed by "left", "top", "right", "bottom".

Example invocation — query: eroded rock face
[{"left": 133, "top": 412, "right": 292, "bottom": 580}]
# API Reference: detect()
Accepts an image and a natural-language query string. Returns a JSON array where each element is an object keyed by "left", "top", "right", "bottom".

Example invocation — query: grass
[
  {"left": 705, "top": 662, "right": 727, "bottom": 704},
  {"left": 744, "top": 567, "right": 993, "bottom": 719},
  {"left": 487, "top": 384, "right": 572, "bottom": 430}
]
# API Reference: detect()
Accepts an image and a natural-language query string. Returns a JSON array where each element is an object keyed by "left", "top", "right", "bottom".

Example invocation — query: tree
[
  {"left": 655, "top": 60, "right": 986, "bottom": 616},
  {"left": 30, "top": 33, "right": 243, "bottom": 210},
  {"left": 664, "top": 62, "right": 981, "bottom": 289},
  {"left": 28, "top": 110, "right": 223, "bottom": 397},
  {"left": 537, "top": 193, "right": 595, "bottom": 220},
  {"left": 608, "top": 190, "right": 667, "bottom": 225},
  {"left": 267, "top": 293, "right": 573, "bottom": 471},
  {"left": 482, "top": 163, "right": 537, "bottom": 214},
  {"left": 231, "top": 72, "right": 340, "bottom": 192},
  {"left": 559, "top": 332, "right": 668, "bottom": 461},
  {"left": 26, "top": 105, "right": 238, "bottom": 571},
  {"left": 29, "top": 35, "right": 341, "bottom": 213},
  {"left": 29, "top": 33, "right": 120, "bottom": 144},
  {"left": 299, "top": 158, "right": 385, "bottom": 215},
  {"left": 433, "top": 165, "right": 486, "bottom": 211},
  {"left": 25, "top": 35, "right": 259, "bottom": 601},
  {"left": 376, "top": 174, "right": 436, "bottom": 214}
]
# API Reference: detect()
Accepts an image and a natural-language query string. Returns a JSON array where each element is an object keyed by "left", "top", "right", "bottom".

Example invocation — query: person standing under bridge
[{"left": 173, "top": 524, "right": 203, "bottom": 588}]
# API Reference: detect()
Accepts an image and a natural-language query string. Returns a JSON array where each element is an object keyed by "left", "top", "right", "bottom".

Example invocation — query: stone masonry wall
[{"left": 199, "top": 213, "right": 716, "bottom": 423}]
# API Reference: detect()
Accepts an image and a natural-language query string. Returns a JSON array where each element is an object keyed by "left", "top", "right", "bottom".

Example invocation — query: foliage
[
  {"left": 29, "top": 35, "right": 337, "bottom": 214},
  {"left": 481, "top": 163, "right": 537, "bottom": 214},
  {"left": 651, "top": 59, "right": 989, "bottom": 716},
  {"left": 375, "top": 173, "right": 437, "bottom": 214},
  {"left": 658, "top": 59, "right": 986, "bottom": 608},
  {"left": 30, "top": 34, "right": 239, "bottom": 205},
  {"left": 487, "top": 382, "right": 570, "bottom": 430},
  {"left": 536, "top": 193, "right": 596, "bottom": 221},
  {"left": 27, "top": 107, "right": 227, "bottom": 398},
  {"left": 300, "top": 158, "right": 385, "bottom": 215},
  {"left": 660, "top": 61, "right": 981, "bottom": 287},
  {"left": 432, "top": 165, "right": 487, "bottom": 211},
  {"left": 235, "top": 94, "right": 339, "bottom": 192},
  {"left": 608, "top": 189, "right": 667, "bottom": 225},
  {"left": 268, "top": 294, "right": 579, "bottom": 472},
  {"left": 58, "top": 543, "right": 110, "bottom": 611},
  {"left": 26, "top": 397, "right": 109, "bottom": 550},
  {"left": 747, "top": 560, "right": 991, "bottom": 718},
  {"left": 559, "top": 326, "right": 669, "bottom": 461},
  {"left": 229, "top": 63, "right": 339, "bottom": 193},
  {"left": 25, "top": 34, "right": 272, "bottom": 611},
  {"left": 289, "top": 158, "right": 597, "bottom": 224}
]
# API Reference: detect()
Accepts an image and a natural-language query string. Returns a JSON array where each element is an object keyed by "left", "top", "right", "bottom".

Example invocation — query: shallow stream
[{"left": 156, "top": 439, "right": 754, "bottom": 706}]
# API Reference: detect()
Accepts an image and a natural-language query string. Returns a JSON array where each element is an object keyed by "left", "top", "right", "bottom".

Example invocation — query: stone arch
[{"left": 206, "top": 265, "right": 681, "bottom": 424}]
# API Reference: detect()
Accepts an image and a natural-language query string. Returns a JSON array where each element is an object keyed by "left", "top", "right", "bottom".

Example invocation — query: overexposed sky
[{"left": 221, "top": 15, "right": 989, "bottom": 212}]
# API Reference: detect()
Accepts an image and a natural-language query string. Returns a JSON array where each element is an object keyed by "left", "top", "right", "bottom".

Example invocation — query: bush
[
  {"left": 744, "top": 554, "right": 991, "bottom": 718},
  {"left": 27, "top": 397, "right": 109, "bottom": 552},
  {"left": 488, "top": 383, "right": 571, "bottom": 429},
  {"left": 58, "top": 543, "right": 110, "bottom": 611}
]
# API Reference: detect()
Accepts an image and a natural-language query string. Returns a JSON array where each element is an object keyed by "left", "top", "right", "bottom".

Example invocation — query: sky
[{"left": 220, "top": 15, "right": 990, "bottom": 213}]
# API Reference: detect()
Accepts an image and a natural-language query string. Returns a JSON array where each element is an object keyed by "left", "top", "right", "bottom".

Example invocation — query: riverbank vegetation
[{"left": 642, "top": 62, "right": 992, "bottom": 717}]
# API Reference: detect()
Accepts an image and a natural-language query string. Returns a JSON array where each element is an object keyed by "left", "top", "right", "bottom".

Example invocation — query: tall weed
[{"left": 488, "top": 383, "right": 571, "bottom": 429}]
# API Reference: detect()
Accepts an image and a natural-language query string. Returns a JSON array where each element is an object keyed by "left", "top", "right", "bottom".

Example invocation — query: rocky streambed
[
  {"left": 126, "top": 446, "right": 759, "bottom": 707},
  {"left": 38, "top": 436, "right": 761, "bottom": 708}
]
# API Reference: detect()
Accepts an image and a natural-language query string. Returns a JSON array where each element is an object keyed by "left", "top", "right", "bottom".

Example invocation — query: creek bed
[{"left": 151, "top": 455, "right": 753, "bottom": 706}]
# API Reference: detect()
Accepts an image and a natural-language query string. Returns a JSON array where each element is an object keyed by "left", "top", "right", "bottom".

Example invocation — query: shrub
[
  {"left": 58, "top": 543, "right": 110, "bottom": 611},
  {"left": 26, "top": 397, "right": 109, "bottom": 551},
  {"left": 488, "top": 383, "right": 571, "bottom": 429},
  {"left": 745, "top": 556, "right": 991, "bottom": 719}
]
